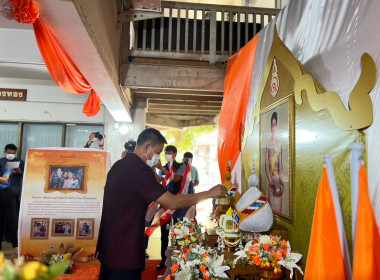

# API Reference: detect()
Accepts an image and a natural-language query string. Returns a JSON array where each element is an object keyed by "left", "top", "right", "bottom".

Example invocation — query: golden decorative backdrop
[{"left": 241, "top": 26, "right": 373, "bottom": 266}]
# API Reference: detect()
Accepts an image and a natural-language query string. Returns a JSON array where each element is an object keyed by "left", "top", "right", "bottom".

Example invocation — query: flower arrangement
[
  {"left": 169, "top": 218, "right": 203, "bottom": 248},
  {"left": 41, "top": 245, "right": 82, "bottom": 274},
  {"left": 234, "top": 234, "right": 303, "bottom": 279},
  {"left": 167, "top": 245, "right": 230, "bottom": 280},
  {"left": 0, "top": 252, "right": 70, "bottom": 280}
]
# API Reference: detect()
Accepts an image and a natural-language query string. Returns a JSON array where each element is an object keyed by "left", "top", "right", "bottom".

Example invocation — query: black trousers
[
  {"left": 98, "top": 265, "right": 142, "bottom": 280},
  {"left": 0, "top": 187, "right": 18, "bottom": 249},
  {"left": 160, "top": 221, "right": 170, "bottom": 263}
]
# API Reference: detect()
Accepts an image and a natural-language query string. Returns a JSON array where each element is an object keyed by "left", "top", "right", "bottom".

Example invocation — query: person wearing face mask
[
  {"left": 154, "top": 145, "right": 187, "bottom": 269},
  {"left": 96, "top": 128, "right": 228, "bottom": 280},
  {"left": 183, "top": 152, "right": 199, "bottom": 187},
  {"left": 0, "top": 143, "right": 23, "bottom": 251}
]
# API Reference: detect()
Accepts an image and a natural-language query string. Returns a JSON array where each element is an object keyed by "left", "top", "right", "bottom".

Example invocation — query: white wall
[{"left": 0, "top": 77, "right": 145, "bottom": 165}]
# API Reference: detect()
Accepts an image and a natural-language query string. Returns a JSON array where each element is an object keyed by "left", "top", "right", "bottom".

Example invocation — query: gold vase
[{"left": 256, "top": 266, "right": 285, "bottom": 280}]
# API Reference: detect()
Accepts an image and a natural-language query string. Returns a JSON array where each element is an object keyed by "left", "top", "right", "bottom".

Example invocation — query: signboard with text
[
  {"left": 19, "top": 148, "right": 110, "bottom": 261},
  {"left": 0, "top": 88, "right": 27, "bottom": 101}
]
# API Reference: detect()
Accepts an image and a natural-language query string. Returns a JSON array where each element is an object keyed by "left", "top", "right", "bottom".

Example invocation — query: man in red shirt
[{"left": 96, "top": 128, "right": 227, "bottom": 280}]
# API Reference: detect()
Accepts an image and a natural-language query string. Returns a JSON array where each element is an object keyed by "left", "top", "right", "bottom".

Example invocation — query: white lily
[
  {"left": 278, "top": 241, "right": 303, "bottom": 279},
  {"left": 175, "top": 260, "right": 192, "bottom": 280},
  {"left": 233, "top": 250, "right": 247, "bottom": 264},
  {"left": 208, "top": 254, "right": 230, "bottom": 278}
]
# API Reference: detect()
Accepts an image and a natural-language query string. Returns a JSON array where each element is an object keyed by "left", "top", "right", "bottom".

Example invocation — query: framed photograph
[
  {"left": 45, "top": 164, "right": 88, "bottom": 194},
  {"left": 77, "top": 219, "right": 95, "bottom": 240},
  {"left": 52, "top": 219, "right": 75, "bottom": 237},
  {"left": 30, "top": 218, "right": 49, "bottom": 239},
  {"left": 260, "top": 96, "right": 294, "bottom": 223}
]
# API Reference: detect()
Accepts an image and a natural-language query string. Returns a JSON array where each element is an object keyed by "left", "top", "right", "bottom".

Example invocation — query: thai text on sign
[{"left": 0, "top": 88, "right": 27, "bottom": 101}]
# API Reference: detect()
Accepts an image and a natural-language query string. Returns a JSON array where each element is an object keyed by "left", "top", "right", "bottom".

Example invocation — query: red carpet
[{"left": 142, "top": 260, "right": 166, "bottom": 280}]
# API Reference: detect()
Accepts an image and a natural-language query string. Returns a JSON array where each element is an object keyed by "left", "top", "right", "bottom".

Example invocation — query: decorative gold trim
[
  {"left": 51, "top": 219, "right": 75, "bottom": 237},
  {"left": 259, "top": 95, "right": 294, "bottom": 224},
  {"left": 44, "top": 163, "right": 88, "bottom": 194},
  {"left": 243, "top": 26, "right": 376, "bottom": 149}
]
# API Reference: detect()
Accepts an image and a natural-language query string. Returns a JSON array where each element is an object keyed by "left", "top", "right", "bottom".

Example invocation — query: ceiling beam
[
  {"left": 148, "top": 104, "right": 221, "bottom": 111},
  {"left": 121, "top": 63, "right": 226, "bottom": 91},
  {"left": 133, "top": 88, "right": 223, "bottom": 96},
  {"left": 148, "top": 99, "right": 222, "bottom": 106},
  {"left": 148, "top": 111, "right": 219, "bottom": 116},
  {"left": 135, "top": 93, "right": 223, "bottom": 101},
  {"left": 146, "top": 114, "right": 183, "bottom": 130}
]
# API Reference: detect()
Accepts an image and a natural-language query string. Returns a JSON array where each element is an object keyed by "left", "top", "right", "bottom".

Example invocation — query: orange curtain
[
  {"left": 32, "top": 17, "right": 100, "bottom": 117},
  {"left": 9, "top": 0, "right": 100, "bottom": 117},
  {"left": 352, "top": 166, "right": 380, "bottom": 279},
  {"left": 217, "top": 34, "right": 259, "bottom": 181}
]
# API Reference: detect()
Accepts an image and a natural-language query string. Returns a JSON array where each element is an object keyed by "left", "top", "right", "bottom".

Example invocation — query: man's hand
[
  {"left": 13, "top": 167, "right": 22, "bottom": 174},
  {"left": 155, "top": 160, "right": 163, "bottom": 170},
  {"left": 208, "top": 184, "right": 228, "bottom": 199}
]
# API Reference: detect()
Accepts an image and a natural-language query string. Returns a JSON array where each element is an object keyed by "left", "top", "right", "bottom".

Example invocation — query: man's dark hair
[
  {"left": 271, "top": 112, "right": 278, "bottom": 126},
  {"left": 183, "top": 152, "right": 193, "bottom": 158},
  {"left": 5, "top": 144, "right": 17, "bottom": 151},
  {"left": 136, "top": 128, "right": 167, "bottom": 147},
  {"left": 165, "top": 145, "right": 177, "bottom": 154}
]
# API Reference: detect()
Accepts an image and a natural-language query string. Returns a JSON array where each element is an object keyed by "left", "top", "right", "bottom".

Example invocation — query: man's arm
[
  {"left": 193, "top": 167, "right": 199, "bottom": 186},
  {"left": 156, "top": 184, "right": 227, "bottom": 210},
  {"left": 0, "top": 173, "right": 10, "bottom": 184}
]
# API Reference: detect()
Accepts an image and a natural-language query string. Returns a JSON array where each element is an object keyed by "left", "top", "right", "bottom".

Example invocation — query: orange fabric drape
[
  {"left": 32, "top": 17, "right": 101, "bottom": 117},
  {"left": 352, "top": 166, "right": 380, "bottom": 279},
  {"left": 304, "top": 168, "right": 347, "bottom": 280},
  {"left": 217, "top": 34, "right": 259, "bottom": 181}
]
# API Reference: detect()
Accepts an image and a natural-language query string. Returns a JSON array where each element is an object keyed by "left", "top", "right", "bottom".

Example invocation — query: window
[
  {"left": 21, "top": 124, "right": 63, "bottom": 160},
  {"left": 65, "top": 124, "right": 104, "bottom": 148},
  {"left": 0, "top": 123, "right": 19, "bottom": 154}
]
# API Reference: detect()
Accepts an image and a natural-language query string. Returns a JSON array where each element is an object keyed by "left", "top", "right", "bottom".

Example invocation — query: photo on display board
[
  {"left": 45, "top": 164, "right": 88, "bottom": 194},
  {"left": 30, "top": 218, "right": 49, "bottom": 239},
  {"left": 260, "top": 95, "right": 294, "bottom": 223},
  {"left": 76, "top": 219, "right": 94, "bottom": 240},
  {"left": 51, "top": 219, "right": 75, "bottom": 237}
]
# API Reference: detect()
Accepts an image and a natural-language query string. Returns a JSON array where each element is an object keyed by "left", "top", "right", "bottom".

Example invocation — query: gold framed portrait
[
  {"left": 45, "top": 163, "right": 88, "bottom": 194},
  {"left": 76, "top": 218, "right": 95, "bottom": 240},
  {"left": 51, "top": 219, "right": 75, "bottom": 237},
  {"left": 259, "top": 95, "right": 294, "bottom": 223},
  {"left": 30, "top": 218, "right": 49, "bottom": 239}
]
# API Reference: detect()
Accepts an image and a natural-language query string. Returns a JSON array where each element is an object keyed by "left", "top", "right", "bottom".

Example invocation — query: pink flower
[{"left": 249, "top": 243, "right": 261, "bottom": 256}]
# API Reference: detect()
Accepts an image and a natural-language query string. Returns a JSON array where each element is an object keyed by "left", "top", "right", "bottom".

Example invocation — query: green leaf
[{"left": 34, "top": 260, "right": 71, "bottom": 280}]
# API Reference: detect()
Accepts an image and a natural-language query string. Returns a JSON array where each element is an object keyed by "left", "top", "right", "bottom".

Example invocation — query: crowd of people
[{"left": 0, "top": 128, "right": 226, "bottom": 280}]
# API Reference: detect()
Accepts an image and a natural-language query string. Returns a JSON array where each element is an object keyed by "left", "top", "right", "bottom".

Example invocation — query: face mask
[
  {"left": 165, "top": 154, "right": 173, "bottom": 162},
  {"left": 5, "top": 153, "right": 16, "bottom": 160},
  {"left": 146, "top": 147, "right": 160, "bottom": 167}
]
